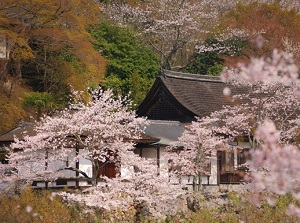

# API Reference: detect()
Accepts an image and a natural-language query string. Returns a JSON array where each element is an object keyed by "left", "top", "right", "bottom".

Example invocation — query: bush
[
  {"left": 0, "top": 188, "right": 91, "bottom": 223},
  {"left": 23, "top": 92, "right": 57, "bottom": 118},
  {"left": 1, "top": 189, "right": 299, "bottom": 222}
]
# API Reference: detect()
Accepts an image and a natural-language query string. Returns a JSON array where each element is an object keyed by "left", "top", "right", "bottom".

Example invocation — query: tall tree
[
  {"left": 91, "top": 21, "right": 159, "bottom": 105},
  {"left": 5, "top": 88, "right": 185, "bottom": 217},
  {"left": 221, "top": 49, "right": 300, "bottom": 217},
  {"left": 101, "top": 0, "right": 219, "bottom": 70},
  {"left": 0, "top": 0, "right": 106, "bottom": 93},
  {"left": 8, "top": 89, "right": 146, "bottom": 185},
  {"left": 214, "top": 2, "right": 300, "bottom": 67},
  {"left": 172, "top": 49, "right": 300, "bottom": 216}
]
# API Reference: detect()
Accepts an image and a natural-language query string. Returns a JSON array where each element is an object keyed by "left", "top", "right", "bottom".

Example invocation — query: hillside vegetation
[
  {"left": 1, "top": 0, "right": 300, "bottom": 133},
  {"left": 0, "top": 0, "right": 107, "bottom": 134},
  {"left": 0, "top": 79, "right": 31, "bottom": 134}
]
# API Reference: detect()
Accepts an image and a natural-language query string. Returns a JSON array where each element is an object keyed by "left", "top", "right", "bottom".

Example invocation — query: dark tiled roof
[
  {"left": 143, "top": 120, "right": 185, "bottom": 145},
  {"left": 0, "top": 122, "right": 35, "bottom": 142},
  {"left": 162, "top": 70, "right": 243, "bottom": 117},
  {"left": 137, "top": 70, "right": 247, "bottom": 119}
]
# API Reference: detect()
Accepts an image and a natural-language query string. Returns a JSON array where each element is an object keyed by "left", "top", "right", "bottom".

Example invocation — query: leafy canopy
[
  {"left": 217, "top": 1, "right": 300, "bottom": 66},
  {"left": 91, "top": 20, "right": 159, "bottom": 105},
  {"left": 0, "top": 0, "right": 107, "bottom": 106}
]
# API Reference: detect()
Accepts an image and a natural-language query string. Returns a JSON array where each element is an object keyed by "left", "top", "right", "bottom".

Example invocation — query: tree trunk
[
  {"left": 198, "top": 173, "right": 203, "bottom": 191},
  {"left": 192, "top": 175, "right": 197, "bottom": 191},
  {"left": 91, "top": 160, "right": 99, "bottom": 186},
  {"left": 14, "top": 60, "right": 22, "bottom": 79},
  {"left": 0, "top": 60, "right": 8, "bottom": 82}
]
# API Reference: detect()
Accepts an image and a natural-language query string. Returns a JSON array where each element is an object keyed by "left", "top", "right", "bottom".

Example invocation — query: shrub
[{"left": 0, "top": 188, "right": 90, "bottom": 223}]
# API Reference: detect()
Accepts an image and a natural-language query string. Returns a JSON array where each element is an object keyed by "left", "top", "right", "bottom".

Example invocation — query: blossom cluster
[
  {"left": 221, "top": 49, "right": 300, "bottom": 217},
  {"left": 2, "top": 88, "right": 187, "bottom": 217}
]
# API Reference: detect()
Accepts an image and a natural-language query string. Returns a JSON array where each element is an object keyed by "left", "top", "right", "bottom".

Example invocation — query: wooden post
[{"left": 75, "top": 144, "right": 79, "bottom": 188}]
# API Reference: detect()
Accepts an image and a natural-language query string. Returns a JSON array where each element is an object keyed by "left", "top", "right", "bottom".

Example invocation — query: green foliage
[
  {"left": 0, "top": 0, "right": 106, "bottom": 128},
  {"left": 207, "top": 63, "right": 224, "bottom": 76},
  {"left": 0, "top": 83, "right": 31, "bottom": 135},
  {"left": 185, "top": 52, "right": 224, "bottom": 76},
  {"left": 102, "top": 74, "right": 128, "bottom": 97},
  {"left": 184, "top": 35, "right": 248, "bottom": 76},
  {"left": 225, "top": 192, "right": 300, "bottom": 223},
  {"left": 0, "top": 151, "right": 8, "bottom": 164},
  {"left": 21, "top": 49, "right": 76, "bottom": 111},
  {"left": 58, "top": 51, "right": 86, "bottom": 76},
  {"left": 22, "top": 91, "right": 64, "bottom": 118},
  {"left": 166, "top": 192, "right": 300, "bottom": 223},
  {"left": 91, "top": 20, "right": 159, "bottom": 105},
  {"left": 23, "top": 92, "right": 54, "bottom": 108},
  {"left": 128, "top": 72, "right": 155, "bottom": 106},
  {"left": 102, "top": 72, "right": 155, "bottom": 107},
  {"left": 22, "top": 49, "right": 71, "bottom": 95}
]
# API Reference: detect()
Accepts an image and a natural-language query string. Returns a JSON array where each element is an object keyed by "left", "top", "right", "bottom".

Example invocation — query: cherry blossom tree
[
  {"left": 167, "top": 48, "right": 300, "bottom": 186},
  {"left": 195, "top": 28, "right": 249, "bottom": 57},
  {"left": 102, "top": 0, "right": 300, "bottom": 72},
  {"left": 167, "top": 49, "right": 300, "bottom": 216},
  {"left": 7, "top": 88, "right": 147, "bottom": 185},
  {"left": 3, "top": 88, "right": 186, "bottom": 217},
  {"left": 247, "top": 120, "right": 300, "bottom": 217},
  {"left": 58, "top": 166, "right": 186, "bottom": 218},
  {"left": 166, "top": 119, "right": 225, "bottom": 191},
  {"left": 101, "top": 0, "right": 219, "bottom": 70},
  {"left": 221, "top": 49, "right": 300, "bottom": 217}
]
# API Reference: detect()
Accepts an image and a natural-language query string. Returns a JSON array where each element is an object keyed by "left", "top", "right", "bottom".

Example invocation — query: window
[
  {"left": 219, "top": 151, "right": 234, "bottom": 172},
  {"left": 237, "top": 148, "right": 250, "bottom": 170},
  {"left": 218, "top": 148, "right": 250, "bottom": 172}
]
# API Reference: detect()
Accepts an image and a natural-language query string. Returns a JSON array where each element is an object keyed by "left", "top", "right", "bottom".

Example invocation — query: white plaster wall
[
  {"left": 158, "top": 147, "right": 169, "bottom": 178},
  {"left": 139, "top": 146, "right": 169, "bottom": 178},
  {"left": 121, "top": 165, "right": 134, "bottom": 178},
  {"left": 160, "top": 147, "right": 218, "bottom": 186},
  {"left": 79, "top": 181, "right": 89, "bottom": 187},
  {"left": 209, "top": 156, "right": 218, "bottom": 185},
  {"left": 139, "top": 146, "right": 217, "bottom": 187},
  {"left": 48, "top": 151, "right": 76, "bottom": 178},
  {"left": 237, "top": 141, "right": 251, "bottom": 148},
  {"left": 179, "top": 175, "right": 209, "bottom": 185},
  {"left": 79, "top": 150, "right": 92, "bottom": 178},
  {"left": 18, "top": 150, "right": 78, "bottom": 179},
  {"left": 67, "top": 181, "right": 77, "bottom": 187},
  {"left": 64, "top": 150, "right": 77, "bottom": 178},
  {"left": 18, "top": 151, "right": 45, "bottom": 179},
  {"left": 36, "top": 182, "right": 46, "bottom": 187}
]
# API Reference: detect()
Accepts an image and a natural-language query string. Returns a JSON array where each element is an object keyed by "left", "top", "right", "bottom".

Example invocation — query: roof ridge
[
  {"left": 148, "top": 120, "right": 181, "bottom": 125},
  {"left": 162, "top": 69, "right": 223, "bottom": 83}
]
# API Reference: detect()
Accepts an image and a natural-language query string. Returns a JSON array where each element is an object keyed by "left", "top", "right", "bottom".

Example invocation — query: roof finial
[
  {"left": 159, "top": 68, "right": 165, "bottom": 78},
  {"left": 18, "top": 120, "right": 27, "bottom": 128}
]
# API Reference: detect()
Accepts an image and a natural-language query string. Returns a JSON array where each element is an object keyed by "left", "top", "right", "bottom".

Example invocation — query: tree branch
[{"left": 64, "top": 166, "right": 91, "bottom": 179}]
